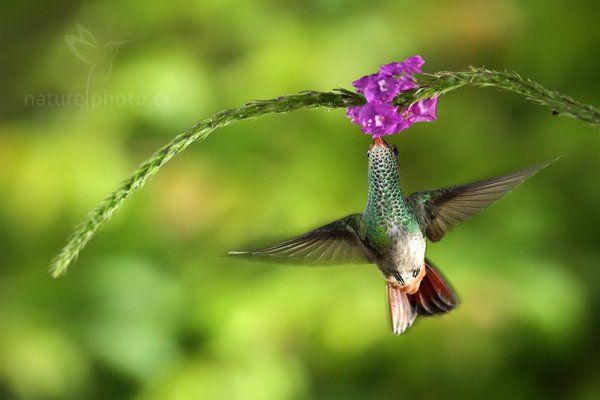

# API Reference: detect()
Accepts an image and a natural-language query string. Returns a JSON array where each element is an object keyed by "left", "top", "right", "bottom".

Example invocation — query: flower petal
[
  {"left": 364, "top": 74, "right": 400, "bottom": 102},
  {"left": 354, "top": 102, "right": 403, "bottom": 136},
  {"left": 380, "top": 55, "right": 425, "bottom": 77},
  {"left": 346, "top": 106, "right": 361, "bottom": 123},
  {"left": 352, "top": 73, "right": 400, "bottom": 102},
  {"left": 351, "top": 75, "right": 371, "bottom": 93},
  {"left": 396, "top": 74, "right": 418, "bottom": 91},
  {"left": 406, "top": 97, "right": 438, "bottom": 122},
  {"left": 400, "top": 55, "right": 425, "bottom": 74}
]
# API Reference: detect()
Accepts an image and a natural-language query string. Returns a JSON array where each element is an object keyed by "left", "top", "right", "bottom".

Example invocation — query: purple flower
[
  {"left": 346, "top": 55, "right": 438, "bottom": 137},
  {"left": 396, "top": 74, "right": 418, "bottom": 91},
  {"left": 347, "top": 102, "right": 406, "bottom": 137},
  {"left": 379, "top": 56, "right": 424, "bottom": 77},
  {"left": 346, "top": 105, "right": 361, "bottom": 124},
  {"left": 405, "top": 96, "right": 438, "bottom": 123},
  {"left": 352, "top": 73, "right": 400, "bottom": 102}
]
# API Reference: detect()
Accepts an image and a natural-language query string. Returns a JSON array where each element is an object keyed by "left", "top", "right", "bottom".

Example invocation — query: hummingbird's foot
[
  {"left": 392, "top": 271, "right": 404, "bottom": 284},
  {"left": 386, "top": 266, "right": 427, "bottom": 295}
]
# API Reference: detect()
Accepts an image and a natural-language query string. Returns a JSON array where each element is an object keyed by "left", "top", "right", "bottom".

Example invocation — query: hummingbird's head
[{"left": 367, "top": 136, "right": 400, "bottom": 172}]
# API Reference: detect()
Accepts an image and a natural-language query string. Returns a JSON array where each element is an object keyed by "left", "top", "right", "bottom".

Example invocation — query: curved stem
[
  {"left": 418, "top": 69, "right": 600, "bottom": 126},
  {"left": 49, "top": 68, "right": 600, "bottom": 277}
]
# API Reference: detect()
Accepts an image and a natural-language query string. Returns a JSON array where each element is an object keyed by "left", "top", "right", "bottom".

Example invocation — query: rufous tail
[{"left": 387, "top": 258, "right": 459, "bottom": 335}]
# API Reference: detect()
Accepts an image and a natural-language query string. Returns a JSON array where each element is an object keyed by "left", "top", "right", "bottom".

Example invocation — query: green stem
[
  {"left": 418, "top": 68, "right": 600, "bottom": 126},
  {"left": 49, "top": 68, "right": 600, "bottom": 277}
]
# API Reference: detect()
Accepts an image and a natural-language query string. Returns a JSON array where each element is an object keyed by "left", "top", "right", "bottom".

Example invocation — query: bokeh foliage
[{"left": 1, "top": 0, "right": 599, "bottom": 399}]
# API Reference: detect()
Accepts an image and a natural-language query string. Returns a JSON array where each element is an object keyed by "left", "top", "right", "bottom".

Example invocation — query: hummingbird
[{"left": 230, "top": 137, "right": 554, "bottom": 335}]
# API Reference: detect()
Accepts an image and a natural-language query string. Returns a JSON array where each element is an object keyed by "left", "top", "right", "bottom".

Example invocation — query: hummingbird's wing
[
  {"left": 228, "top": 214, "right": 371, "bottom": 264},
  {"left": 406, "top": 160, "right": 555, "bottom": 242}
]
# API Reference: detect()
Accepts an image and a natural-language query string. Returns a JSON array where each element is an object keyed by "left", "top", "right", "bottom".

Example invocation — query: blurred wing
[
  {"left": 407, "top": 160, "right": 556, "bottom": 242},
  {"left": 228, "top": 214, "right": 371, "bottom": 264}
]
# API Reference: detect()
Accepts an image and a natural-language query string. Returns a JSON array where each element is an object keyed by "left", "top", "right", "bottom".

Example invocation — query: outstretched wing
[
  {"left": 407, "top": 160, "right": 556, "bottom": 242},
  {"left": 228, "top": 214, "right": 371, "bottom": 264}
]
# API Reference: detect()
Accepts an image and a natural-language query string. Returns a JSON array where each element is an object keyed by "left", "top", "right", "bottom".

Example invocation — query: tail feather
[
  {"left": 412, "top": 258, "right": 459, "bottom": 316},
  {"left": 387, "top": 283, "right": 417, "bottom": 335},
  {"left": 387, "top": 258, "right": 459, "bottom": 335}
]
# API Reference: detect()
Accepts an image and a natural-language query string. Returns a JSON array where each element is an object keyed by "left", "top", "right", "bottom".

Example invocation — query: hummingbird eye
[
  {"left": 392, "top": 146, "right": 399, "bottom": 156},
  {"left": 367, "top": 150, "right": 371, "bottom": 158}
]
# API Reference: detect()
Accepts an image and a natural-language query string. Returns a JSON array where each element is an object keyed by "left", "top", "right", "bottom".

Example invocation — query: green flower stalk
[{"left": 49, "top": 67, "right": 600, "bottom": 278}]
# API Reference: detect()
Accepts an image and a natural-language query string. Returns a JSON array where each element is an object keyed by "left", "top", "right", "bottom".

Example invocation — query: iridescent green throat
[{"left": 364, "top": 146, "right": 419, "bottom": 248}]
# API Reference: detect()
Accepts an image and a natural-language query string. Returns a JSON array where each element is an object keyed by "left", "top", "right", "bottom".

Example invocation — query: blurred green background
[{"left": 1, "top": 0, "right": 599, "bottom": 399}]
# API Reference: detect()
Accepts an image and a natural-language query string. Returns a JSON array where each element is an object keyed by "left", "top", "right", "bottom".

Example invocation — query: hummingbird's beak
[{"left": 373, "top": 136, "right": 386, "bottom": 147}]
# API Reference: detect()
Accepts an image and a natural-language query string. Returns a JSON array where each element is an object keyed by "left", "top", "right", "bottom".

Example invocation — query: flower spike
[{"left": 347, "top": 55, "right": 438, "bottom": 137}]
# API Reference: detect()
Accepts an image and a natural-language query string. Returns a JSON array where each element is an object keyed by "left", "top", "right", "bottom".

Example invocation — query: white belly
[
  {"left": 376, "top": 229, "right": 426, "bottom": 278},
  {"left": 390, "top": 232, "right": 426, "bottom": 273}
]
